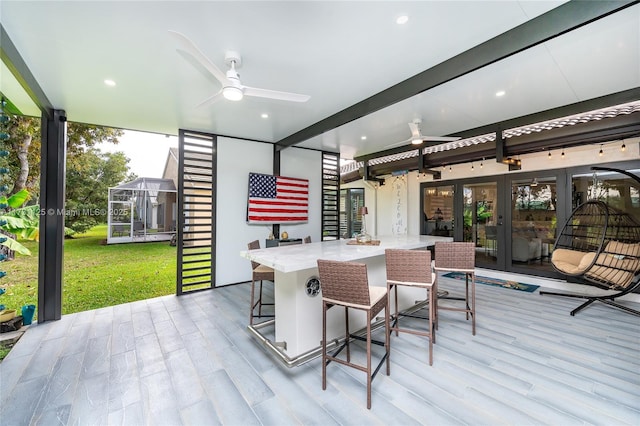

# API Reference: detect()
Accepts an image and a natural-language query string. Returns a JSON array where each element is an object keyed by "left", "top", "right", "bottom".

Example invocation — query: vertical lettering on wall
[{"left": 392, "top": 177, "right": 407, "bottom": 235}]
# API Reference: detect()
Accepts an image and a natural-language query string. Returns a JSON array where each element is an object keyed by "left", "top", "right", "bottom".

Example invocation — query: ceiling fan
[
  {"left": 169, "top": 30, "right": 310, "bottom": 106},
  {"left": 384, "top": 118, "right": 460, "bottom": 149}
]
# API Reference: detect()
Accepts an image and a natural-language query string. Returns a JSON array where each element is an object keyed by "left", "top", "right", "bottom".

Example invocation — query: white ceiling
[{"left": 1, "top": 1, "right": 639, "bottom": 160}]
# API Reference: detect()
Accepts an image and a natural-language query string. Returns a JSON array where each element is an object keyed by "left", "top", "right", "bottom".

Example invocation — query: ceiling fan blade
[
  {"left": 420, "top": 136, "right": 461, "bottom": 142},
  {"left": 195, "top": 89, "right": 224, "bottom": 108},
  {"left": 408, "top": 122, "right": 421, "bottom": 138},
  {"left": 169, "top": 30, "right": 230, "bottom": 86},
  {"left": 383, "top": 135, "right": 461, "bottom": 149},
  {"left": 383, "top": 138, "right": 412, "bottom": 149},
  {"left": 244, "top": 86, "right": 310, "bottom": 102}
]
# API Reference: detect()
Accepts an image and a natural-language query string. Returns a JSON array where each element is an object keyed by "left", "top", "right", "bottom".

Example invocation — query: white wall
[
  {"left": 345, "top": 175, "right": 421, "bottom": 237},
  {"left": 215, "top": 140, "right": 323, "bottom": 286},
  {"left": 279, "top": 147, "right": 322, "bottom": 242},
  {"left": 216, "top": 137, "right": 272, "bottom": 286}
]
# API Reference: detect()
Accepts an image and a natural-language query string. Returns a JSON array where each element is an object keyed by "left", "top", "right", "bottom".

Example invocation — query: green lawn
[{"left": 1, "top": 225, "right": 177, "bottom": 319}]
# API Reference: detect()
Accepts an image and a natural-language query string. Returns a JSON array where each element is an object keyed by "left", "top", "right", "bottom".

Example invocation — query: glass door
[
  {"left": 339, "top": 188, "right": 364, "bottom": 239},
  {"left": 508, "top": 175, "right": 558, "bottom": 276},
  {"left": 462, "top": 182, "right": 499, "bottom": 268},
  {"left": 422, "top": 184, "right": 454, "bottom": 237},
  {"left": 572, "top": 167, "right": 640, "bottom": 222}
]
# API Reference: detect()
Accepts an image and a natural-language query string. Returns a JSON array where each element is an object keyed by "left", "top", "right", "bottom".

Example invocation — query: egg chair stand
[
  {"left": 540, "top": 167, "right": 640, "bottom": 317},
  {"left": 541, "top": 280, "right": 640, "bottom": 316}
]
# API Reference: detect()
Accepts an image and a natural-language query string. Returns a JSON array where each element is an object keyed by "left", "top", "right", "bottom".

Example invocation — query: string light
[
  {"left": 599, "top": 144, "right": 603, "bottom": 157},
  {"left": 471, "top": 163, "right": 474, "bottom": 170},
  {"left": 561, "top": 148, "right": 565, "bottom": 158},
  {"left": 548, "top": 151, "right": 552, "bottom": 158},
  {"left": 621, "top": 142, "right": 626, "bottom": 152},
  {"left": 480, "top": 158, "right": 484, "bottom": 168},
  {"left": 449, "top": 165, "right": 452, "bottom": 173}
]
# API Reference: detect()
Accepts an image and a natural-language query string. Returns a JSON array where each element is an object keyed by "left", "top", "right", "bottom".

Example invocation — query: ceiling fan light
[
  {"left": 223, "top": 86, "right": 243, "bottom": 101},
  {"left": 411, "top": 138, "right": 423, "bottom": 145}
]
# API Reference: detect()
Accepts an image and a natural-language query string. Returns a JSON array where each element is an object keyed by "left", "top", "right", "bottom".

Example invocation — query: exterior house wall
[
  {"left": 162, "top": 147, "right": 179, "bottom": 188},
  {"left": 161, "top": 192, "right": 176, "bottom": 232},
  {"left": 343, "top": 138, "right": 640, "bottom": 236}
]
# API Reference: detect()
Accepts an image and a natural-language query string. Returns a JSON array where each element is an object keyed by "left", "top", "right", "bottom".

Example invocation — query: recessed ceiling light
[
  {"left": 361, "top": 136, "right": 367, "bottom": 140},
  {"left": 495, "top": 90, "right": 506, "bottom": 97},
  {"left": 104, "top": 79, "right": 116, "bottom": 87},
  {"left": 261, "top": 113, "right": 269, "bottom": 119},
  {"left": 396, "top": 15, "right": 409, "bottom": 25}
]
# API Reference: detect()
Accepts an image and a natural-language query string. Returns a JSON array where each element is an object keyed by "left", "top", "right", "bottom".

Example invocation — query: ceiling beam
[
  {"left": 355, "top": 87, "right": 640, "bottom": 164},
  {"left": 275, "top": 0, "right": 638, "bottom": 151},
  {"left": 356, "top": 112, "right": 640, "bottom": 180},
  {"left": 453, "top": 87, "right": 640, "bottom": 140},
  {"left": 0, "top": 23, "right": 53, "bottom": 116}
]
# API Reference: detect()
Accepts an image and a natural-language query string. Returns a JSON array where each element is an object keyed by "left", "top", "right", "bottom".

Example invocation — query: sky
[{"left": 95, "top": 130, "right": 178, "bottom": 179}]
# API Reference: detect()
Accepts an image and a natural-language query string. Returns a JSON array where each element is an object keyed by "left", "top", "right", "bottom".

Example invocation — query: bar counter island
[{"left": 239, "top": 234, "right": 452, "bottom": 366}]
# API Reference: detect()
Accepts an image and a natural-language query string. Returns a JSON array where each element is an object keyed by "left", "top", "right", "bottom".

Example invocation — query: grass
[
  {"left": 1, "top": 224, "right": 177, "bottom": 319},
  {"left": 0, "top": 343, "right": 13, "bottom": 359}
]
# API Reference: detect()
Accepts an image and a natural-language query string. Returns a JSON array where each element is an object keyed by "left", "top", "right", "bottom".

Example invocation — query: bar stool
[
  {"left": 385, "top": 249, "right": 436, "bottom": 365},
  {"left": 247, "top": 240, "right": 275, "bottom": 325},
  {"left": 433, "top": 241, "right": 476, "bottom": 335},
  {"left": 317, "top": 259, "right": 390, "bottom": 409}
]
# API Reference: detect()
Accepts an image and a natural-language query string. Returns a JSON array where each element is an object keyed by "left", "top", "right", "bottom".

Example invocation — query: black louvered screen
[
  {"left": 176, "top": 130, "right": 216, "bottom": 295},
  {"left": 322, "top": 152, "right": 340, "bottom": 240}
]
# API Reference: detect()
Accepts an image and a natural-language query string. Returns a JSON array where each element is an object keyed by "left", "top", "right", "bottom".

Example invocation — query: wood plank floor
[{"left": 1, "top": 273, "right": 639, "bottom": 425}]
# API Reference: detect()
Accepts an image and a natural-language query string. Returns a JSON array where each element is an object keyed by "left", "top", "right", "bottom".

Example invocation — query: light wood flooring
[{"left": 1, "top": 274, "right": 639, "bottom": 425}]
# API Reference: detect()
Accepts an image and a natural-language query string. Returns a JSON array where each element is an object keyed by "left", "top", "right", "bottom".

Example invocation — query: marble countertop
[{"left": 240, "top": 234, "right": 452, "bottom": 273}]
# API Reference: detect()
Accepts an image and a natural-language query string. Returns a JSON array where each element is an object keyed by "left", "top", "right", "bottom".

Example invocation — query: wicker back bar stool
[
  {"left": 317, "top": 259, "right": 390, "bottom": 409},
  {"left": 247, "top": 240, "right": 275, "bottom": 325},
  {"left": 385, "top": 249, "right": 436, "bottom": 365},
  {"left": 433, "top": 241, "right": 476, "bottom": 335}
]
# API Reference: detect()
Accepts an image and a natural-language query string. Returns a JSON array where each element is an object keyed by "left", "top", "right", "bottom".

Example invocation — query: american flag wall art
[{"left": 247, "top": 173, "right": 309, "bottom": 223}]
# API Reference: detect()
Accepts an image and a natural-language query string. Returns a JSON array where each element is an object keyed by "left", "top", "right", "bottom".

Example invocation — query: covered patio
[{"left": 1, "top": 272, "right": 638, "bottom": 424}]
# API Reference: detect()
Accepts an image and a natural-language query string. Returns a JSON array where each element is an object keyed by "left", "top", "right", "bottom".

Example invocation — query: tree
[
  {"left": 3, "top": 114, "right": 124, "bottom": 198},
  {"left": 2, "top": 114, "right": 128, "bottom": 233},
  {"left": 2, "top": 114, "right": 40, "bottom": 197},
  {"left": 0, "top": 202, "right": 38, "bottom": 256},
  {"left": 65, "top": 149, "right": 132, "bottom": 234}
]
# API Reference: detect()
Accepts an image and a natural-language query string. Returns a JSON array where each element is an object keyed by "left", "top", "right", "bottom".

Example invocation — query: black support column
[
  {"left": 38, "top": 109, "right": 67, "bottom": 322},
  {"left": 272, "top": 145, "right": 281, "bottom": 239}
]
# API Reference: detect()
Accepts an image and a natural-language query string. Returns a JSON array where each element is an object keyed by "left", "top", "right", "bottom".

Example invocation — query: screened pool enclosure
[{"left": 107, "top": 178, "right": 177, "bottom": 244}]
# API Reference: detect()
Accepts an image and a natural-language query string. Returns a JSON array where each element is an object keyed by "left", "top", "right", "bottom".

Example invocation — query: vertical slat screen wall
[
  {"left": 177, "top": 130, "right": 217, "bottom": 295},
  {"left": 322, "top": 151, "right": 340, "bottom": 240}
]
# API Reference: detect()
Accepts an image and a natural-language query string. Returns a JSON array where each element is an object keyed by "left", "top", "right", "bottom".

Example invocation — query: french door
[
  {"left": 422, "top": 174, "right": 562, "bottom": 277},
  {"left": 462, "top": 180, "right": 502, "bottom": 270}
]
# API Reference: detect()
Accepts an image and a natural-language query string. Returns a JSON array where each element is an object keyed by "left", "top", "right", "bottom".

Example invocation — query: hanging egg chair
[{"left": 540, "top": 167, "right": 640, "bottom": 316}]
